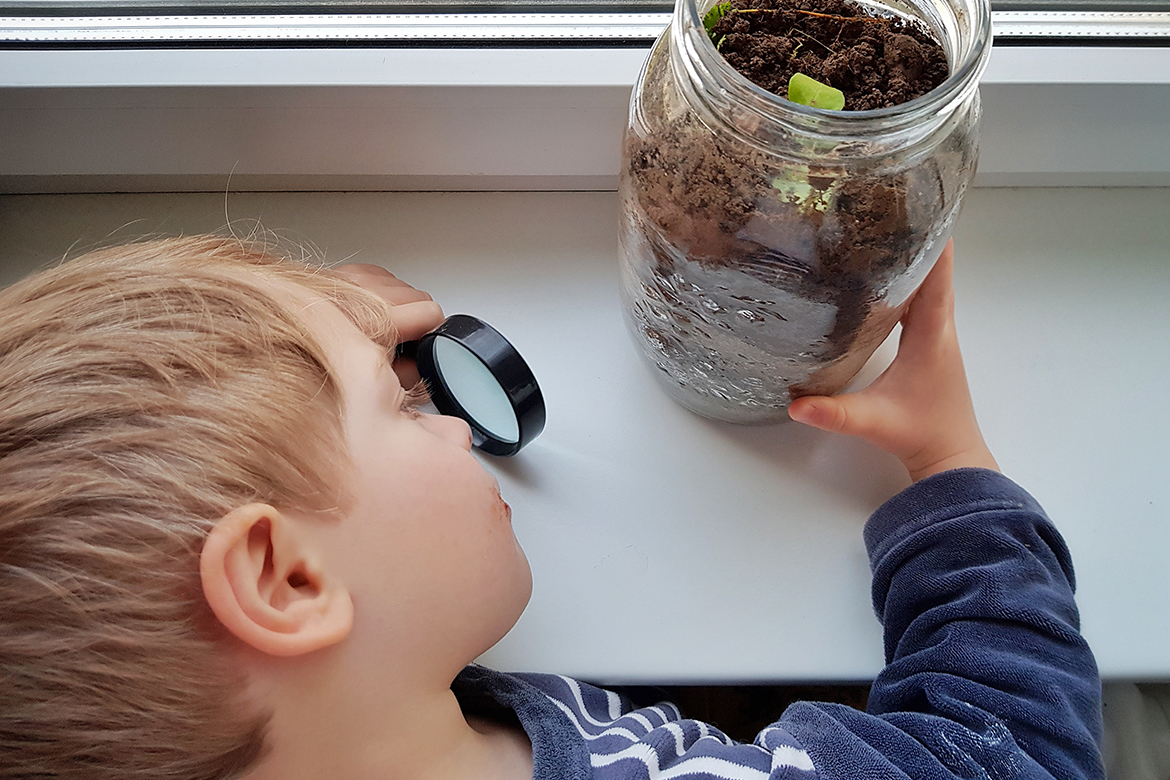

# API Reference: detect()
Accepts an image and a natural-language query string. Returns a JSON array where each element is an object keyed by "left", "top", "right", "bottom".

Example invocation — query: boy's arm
[
  {"left": 786, "top": 241, "right": 1103, "bottom": 779},
  {"left": 874, "top": 469, "right": 1100, "bottom": 778},
  {"left": 778, "top": 471, "right": 1103, "bottom": 780}
]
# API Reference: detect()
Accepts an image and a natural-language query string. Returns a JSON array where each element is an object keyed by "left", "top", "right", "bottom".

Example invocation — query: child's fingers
[
  {"left": 900, "top": 240, "right": 956, "bottom": 343},
  {"left": 375, "top": 286, "right": 435, "bottom": 306},
  {"left": 333, "top": 264, "right": 435, "bottom": 305},
  {"left": 393, "top": 360, "right": 423, "bottom": 391},
  {"left": 388, "top": 300, "right": 445, "bottom": 344},
  {"left": 332, "top": 266, "right": 443, "bottom": 388},
  {"left": 913, "top": 239, "right": 954, "bottom": 308},
  {"left": 388, "top": 300, "right": 444, "bottom": 392},
  {"left": 787, "top": 239, "right": 998, "bottom": 480},
  {"left": 333, "top": 262, "right": 403, "bottom": 285}
]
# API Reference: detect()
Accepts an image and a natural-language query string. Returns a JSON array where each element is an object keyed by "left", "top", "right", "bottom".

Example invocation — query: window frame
[
  {"left": 1, "top": 17, "right": 1168, "bottom": 192},
  {"left": 1, "top": 9, "right": 1169, "bottom": 42}
]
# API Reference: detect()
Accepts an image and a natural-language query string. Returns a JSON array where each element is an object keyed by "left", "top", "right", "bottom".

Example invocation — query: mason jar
[{"left": 618, "top": 0, "right": 991, "bottom": 423}]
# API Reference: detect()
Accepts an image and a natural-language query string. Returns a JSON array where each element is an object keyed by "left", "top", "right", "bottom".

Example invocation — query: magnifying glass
[{"left": 397, "top": 315, "right": 545, "bottom": 456}]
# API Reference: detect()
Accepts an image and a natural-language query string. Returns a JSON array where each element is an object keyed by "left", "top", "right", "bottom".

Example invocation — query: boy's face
[{"left": 286, "top": 282, "right": 532, "bottom": 673}]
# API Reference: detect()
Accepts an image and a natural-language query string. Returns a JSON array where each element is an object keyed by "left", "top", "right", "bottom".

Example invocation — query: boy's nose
[{"left": 422, "top": 413, "right": 473, "bottom": 451}]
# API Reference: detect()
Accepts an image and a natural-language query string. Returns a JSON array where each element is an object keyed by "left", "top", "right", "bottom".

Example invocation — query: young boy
[{"left": 0, "top": 235, "right": 1103, "bottom": 780}]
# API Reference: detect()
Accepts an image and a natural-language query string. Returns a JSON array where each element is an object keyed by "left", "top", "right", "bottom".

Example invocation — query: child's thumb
[
  {"left": 789, "top": 394, "right": 890, "bottom": 442},
  {"left": 788, "top": 396, "right": 848, "bottom": 432}
]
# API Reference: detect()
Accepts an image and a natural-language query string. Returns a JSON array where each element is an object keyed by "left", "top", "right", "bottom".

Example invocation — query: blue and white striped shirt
[
  {"left": 453, "top": 470, "right": 1104, "bottom": 780},
  {"left": 455, "top": 666, "right": 819, "bottom": 780}
]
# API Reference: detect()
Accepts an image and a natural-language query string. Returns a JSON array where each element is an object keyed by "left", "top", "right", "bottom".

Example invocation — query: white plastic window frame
[{"left": 1, "top": 15, "right": 1168, "bottom": 192}]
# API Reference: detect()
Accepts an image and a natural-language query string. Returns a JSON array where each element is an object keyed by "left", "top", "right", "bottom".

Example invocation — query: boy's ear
[{"left": 200, "top": 503, "right": 353, "bottom": 657}]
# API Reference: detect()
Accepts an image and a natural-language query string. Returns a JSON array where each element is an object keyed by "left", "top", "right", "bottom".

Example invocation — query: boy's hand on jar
[
  {"left": 332, "top": 263, "right": 444, "bottom": 389},
  {"left": 787, "top": 240, "right": 1000, "bottom": 482}
]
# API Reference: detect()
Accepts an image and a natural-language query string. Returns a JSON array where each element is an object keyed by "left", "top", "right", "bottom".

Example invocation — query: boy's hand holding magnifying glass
[
  {"left": 332, "top": 263, "right": 444, "bottom": 390},
  {"left": 333, "top": 263, "right": 546, "bottom": 456}
]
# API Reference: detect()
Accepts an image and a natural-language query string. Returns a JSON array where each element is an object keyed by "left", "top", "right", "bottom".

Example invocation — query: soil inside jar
[
  {"left": 622, "top": 0, "right": 959, "bottom": 409},
  {"left": 709, "top": 0, "right": 948, "bottom": 110}
]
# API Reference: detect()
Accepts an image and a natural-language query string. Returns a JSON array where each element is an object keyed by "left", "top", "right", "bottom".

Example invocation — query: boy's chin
[
  {"left": 504, "top": 556, "right": 534, "bottom": 629},
  {"left": 478, "top": 558, "right": 533, "bottom": 658}
]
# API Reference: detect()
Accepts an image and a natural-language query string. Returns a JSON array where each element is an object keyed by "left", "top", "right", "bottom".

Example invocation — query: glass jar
[{"left": 618, "top": 0, "right": 991, "bottom": 423}]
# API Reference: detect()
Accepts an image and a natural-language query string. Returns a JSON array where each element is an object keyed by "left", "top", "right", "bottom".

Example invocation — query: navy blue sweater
[{"left": 454, "top": 468, "right": 1103, "bottom": 780}]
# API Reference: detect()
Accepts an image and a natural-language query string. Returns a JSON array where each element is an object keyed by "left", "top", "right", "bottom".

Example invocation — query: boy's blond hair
[{"left": 0, "top": 236, "right": 397, "bottom": 780}]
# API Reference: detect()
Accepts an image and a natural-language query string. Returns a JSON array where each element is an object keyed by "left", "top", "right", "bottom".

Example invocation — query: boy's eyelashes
[{"left": 401, "top": 384, "right": 430, "bottom": 417}]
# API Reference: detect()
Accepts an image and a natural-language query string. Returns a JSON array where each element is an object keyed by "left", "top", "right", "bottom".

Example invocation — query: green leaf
[
  {"left": 787, "top": 72, "right": 845, "bottom": 111},
  {"left": 771, "top": 173, "right": 834, "bottom": 212},
  {"left": 703, "top": 2, "right": 732, "bottom": 38}
]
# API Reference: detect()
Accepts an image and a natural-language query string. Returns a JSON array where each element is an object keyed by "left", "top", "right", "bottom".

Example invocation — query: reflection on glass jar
[{"left": 618, "top": 0, "right": 991, "bottom": 424}]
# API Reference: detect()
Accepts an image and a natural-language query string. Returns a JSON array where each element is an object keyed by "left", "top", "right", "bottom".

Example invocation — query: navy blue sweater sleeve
[{"left": 781, "top": 468, "right": 1103, "bottom": 780}]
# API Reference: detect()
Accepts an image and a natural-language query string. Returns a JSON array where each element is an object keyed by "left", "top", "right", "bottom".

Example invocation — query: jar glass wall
[{"left": 618, "top": 0, "right": 991, "bottom": 423}]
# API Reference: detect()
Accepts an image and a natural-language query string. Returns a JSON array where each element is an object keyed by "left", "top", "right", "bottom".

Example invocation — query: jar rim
[{"left": 675, "top": 0, "right": 992, "bottom": 135}]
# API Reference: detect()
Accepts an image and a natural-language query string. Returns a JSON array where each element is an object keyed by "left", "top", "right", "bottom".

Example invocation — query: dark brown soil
[{"left": 710, "top": 0, "right": 948, "bottom": 111}]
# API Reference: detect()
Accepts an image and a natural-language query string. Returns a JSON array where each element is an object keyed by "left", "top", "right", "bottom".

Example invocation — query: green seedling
[
  {"left": 701, "top": 6, "right": 846, "bottom": 111},
  {"left": 787, "top": 72, "right": 845, "bottom": 110},
  {"left": 771, "top": 171, "right": 834, "bottom": 213},
  {"left": 703, "top": 2, "right": 732, "bottom": 36}
]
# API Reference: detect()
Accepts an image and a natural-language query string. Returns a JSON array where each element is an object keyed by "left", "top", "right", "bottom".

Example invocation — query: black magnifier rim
[{"left": 411, "top": 315, "right": 545, "bottom": 457}]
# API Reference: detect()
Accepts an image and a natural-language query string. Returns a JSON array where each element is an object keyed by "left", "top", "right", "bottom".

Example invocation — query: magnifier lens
[
  {"left": 431, "top": 336, "right": 520, "bottom": 444},
  {"left": 410, "top": 315, "right": 545, "bottom": 456}
]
